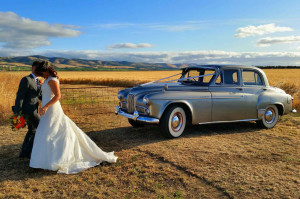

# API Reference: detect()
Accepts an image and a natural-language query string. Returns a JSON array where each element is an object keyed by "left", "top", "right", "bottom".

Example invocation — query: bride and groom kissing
[{"left": 13, "top": 61, "right": 117, "bottom": 174}]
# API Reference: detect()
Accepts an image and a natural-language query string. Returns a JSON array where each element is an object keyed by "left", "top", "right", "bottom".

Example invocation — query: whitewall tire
[
  {"left": 257, "top": 105, "right": 279, "bottom": 129},
  {"left": 160, "top": 105, "right": 187, "bottom": 138}
]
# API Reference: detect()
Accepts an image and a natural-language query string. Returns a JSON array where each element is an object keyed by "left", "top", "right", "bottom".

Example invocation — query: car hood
[{"left": 128, "top": 82, "right": 208, "bottom": 96}]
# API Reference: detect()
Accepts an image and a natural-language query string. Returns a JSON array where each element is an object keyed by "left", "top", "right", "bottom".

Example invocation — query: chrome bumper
[{"left": 115, "top": 106, "right": 159, "bottom": 124}]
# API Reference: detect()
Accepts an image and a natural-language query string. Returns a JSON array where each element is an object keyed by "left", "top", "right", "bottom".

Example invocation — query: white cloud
[
  {"left": 106, "top": 43, "right": 154, "bottom": 50},
  {"left": 0, "top": 11, "right": 81, "bottom": 49},
  {"left": 0, "top": 49, "right": 33, "bottom": 57},
  {"left": 2, "top": 49, "right": 298, "bottom": 66},
  {"left": 235, "top": 23, "right": 293, "bottom": 38},
  {"left": 97, "top": 21, "right": 206, "bottom": 32},
  {"left": 38, "top": 50, "right": 170, "bottom": 63},
  {"left": 256, "top": 36, "right": 300, "bottom": 47},
  {"left": 96, "top": 23, "right": 135, "bottom": 29},
  {"left": 168, "top": 51, "right": 300, "bottom": 65},
  {"left": 146, "top": 23, "right": 203, "bottom": 32}
]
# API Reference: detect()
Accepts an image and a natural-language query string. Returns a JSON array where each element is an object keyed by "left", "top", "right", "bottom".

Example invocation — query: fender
[
  {"left": 146, "top": 89, "right": 212, "bottom": 124},
  {"left": 157, "top": 100, "right": 194, "bottom": 120},
  {"left": 257, "top": 91, "right": 286, "bottom": 117}
]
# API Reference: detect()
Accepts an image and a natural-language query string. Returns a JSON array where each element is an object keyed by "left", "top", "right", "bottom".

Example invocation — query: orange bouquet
[{"left": 10, "top": 112, "right": 28, "bottom": 130}]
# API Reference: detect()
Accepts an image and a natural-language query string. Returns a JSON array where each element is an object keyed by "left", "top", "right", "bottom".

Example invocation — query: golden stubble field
[
  {"left": 1, "top": 69, "right": 300, "bottom": 123},
  {"left": 0, "top": 69, "right": 300, "bottom": 198}
]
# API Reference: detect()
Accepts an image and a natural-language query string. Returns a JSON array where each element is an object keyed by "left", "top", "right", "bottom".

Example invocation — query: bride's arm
[{"left": 40, "top": 80, "right": 61, "bottom": 115}]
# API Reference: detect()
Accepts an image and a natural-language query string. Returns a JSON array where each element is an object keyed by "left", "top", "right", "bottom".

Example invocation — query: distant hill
[
  {"left": 0, "top": 55, "right": 299, "bottom": 71},
  {"left": 0, "top": 55, "right": 187, "bottom": 71}
]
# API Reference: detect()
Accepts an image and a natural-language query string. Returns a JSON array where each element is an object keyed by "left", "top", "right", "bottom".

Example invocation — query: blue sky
[{"left": 1, "top": 0, "right": 300, "bottom": 65}]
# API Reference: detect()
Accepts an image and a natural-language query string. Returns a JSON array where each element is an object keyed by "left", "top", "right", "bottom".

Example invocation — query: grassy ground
[
  {"left": 1, "top": 69, "right": 299, "bottom": 198},
  {"left": 1, "top": 113, "right": 299, "bottom": 198}
]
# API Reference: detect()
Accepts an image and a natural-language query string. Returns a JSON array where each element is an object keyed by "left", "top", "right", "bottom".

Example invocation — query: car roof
[
  {"left": 182, "top": 64, "right": 270, "bottom": 86},
  {"left": 182, "top": 65, "right": 259, "bottom": 70}
]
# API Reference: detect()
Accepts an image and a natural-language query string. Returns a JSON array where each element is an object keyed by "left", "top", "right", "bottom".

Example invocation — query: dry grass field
[
  {"left": 0, "top": 69, "right": 300, "bottom": 198},
  {"left": 0, "top": 114, "right": 299, "bottom": 198},
  {"left": 1, "top": 69, "right": 299, "bottom": 124}
]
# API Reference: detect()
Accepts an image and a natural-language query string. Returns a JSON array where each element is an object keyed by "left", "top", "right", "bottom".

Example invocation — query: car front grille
[
  {"left": 136, "top": 105, "right": 149, "bottom": 115},
  {"left": 119, "top": 101, "right": 127, "bottom": 109},
  {"left": 127, "top": 93, "right": 135, "bottom": 113}
]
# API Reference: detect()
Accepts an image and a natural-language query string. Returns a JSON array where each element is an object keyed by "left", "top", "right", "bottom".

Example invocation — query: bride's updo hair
[{"left": 35, "top": 61, "right": 59, "bottom": 79}]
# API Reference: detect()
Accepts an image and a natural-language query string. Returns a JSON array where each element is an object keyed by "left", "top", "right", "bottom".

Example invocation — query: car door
[
  {"left": 209, "top": 69, "right": 248, "bottom": 121},
  {"left": 241, "top": 69, "right": 266, "bottom": 119}
]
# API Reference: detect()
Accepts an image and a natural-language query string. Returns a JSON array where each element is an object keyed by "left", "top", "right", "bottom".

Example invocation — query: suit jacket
[{"left": 14, "top": 74, "right": 42, "bottom": 126}]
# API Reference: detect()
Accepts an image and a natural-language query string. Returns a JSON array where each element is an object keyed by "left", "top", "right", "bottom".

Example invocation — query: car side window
[
  {"left": 242, "top": 70, "right": 264, "bottom": 86},
  {"left": 188, "top": 70, "right": 199, "bottom": 79},
  {"left": 201, "top": 69, "right": 216, "bottom": 84},
  {"left": 215, "top": 72, "right": 222, "bottom": 84},
  {"left": 215, "top": 70, "right": 239, "bottom": 85}
]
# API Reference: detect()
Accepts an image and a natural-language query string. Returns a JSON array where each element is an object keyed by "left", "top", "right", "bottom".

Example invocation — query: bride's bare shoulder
[{"left": 48, "top": 77, "right": 59, "bottom": 83}]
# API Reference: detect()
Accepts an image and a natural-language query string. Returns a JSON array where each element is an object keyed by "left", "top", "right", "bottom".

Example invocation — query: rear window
[{"left": 242, "top": 70, "right": 263, "bottom": 86}]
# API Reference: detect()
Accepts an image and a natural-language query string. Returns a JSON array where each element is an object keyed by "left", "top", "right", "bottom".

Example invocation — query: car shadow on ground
[
  {"left": 87, "top": 121, "right": 262, "bottom": 152},
  {"left": 0, "top": 121, "right": 261, "bottom": 182}
]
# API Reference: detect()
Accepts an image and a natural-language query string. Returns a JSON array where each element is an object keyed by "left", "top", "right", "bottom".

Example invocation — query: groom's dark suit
[{"left": 14, "top": 74, "right": 42, "bottom": 158}]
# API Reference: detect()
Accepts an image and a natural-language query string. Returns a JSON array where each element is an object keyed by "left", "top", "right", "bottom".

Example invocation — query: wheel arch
[
  {"left": 159, "top": 102, "right": 193, "bottom": 125},
  {"left": 257, "top": 93, "right": 285, "bottom": 116},
  {"left": 257, "top": 102, "right": 284, "bottom": 118},
  {"left": 274, "top": 103, "right": 284, "bottom": 116}
]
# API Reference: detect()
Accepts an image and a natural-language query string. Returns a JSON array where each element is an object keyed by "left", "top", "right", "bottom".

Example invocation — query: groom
[{"left": 13, "top": 61, "right": 42, "bottom": 158}]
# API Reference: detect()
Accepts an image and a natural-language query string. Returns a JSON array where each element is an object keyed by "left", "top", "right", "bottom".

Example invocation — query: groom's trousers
[{"left": 19, "top": 114, "right": 39, "bottom": 159}]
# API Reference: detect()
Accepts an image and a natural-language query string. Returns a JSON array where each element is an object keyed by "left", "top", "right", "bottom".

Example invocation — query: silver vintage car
[{"left": 115, "top": 65, "right": 295, "bottom": 138}]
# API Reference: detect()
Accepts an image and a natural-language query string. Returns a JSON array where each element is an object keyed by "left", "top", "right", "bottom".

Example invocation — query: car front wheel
[
  {"left": 160, "top": 105, "right": 186, "bottom": 138},
  {"left": 257, "top": 105, "right": 279, "bottom": 129}
]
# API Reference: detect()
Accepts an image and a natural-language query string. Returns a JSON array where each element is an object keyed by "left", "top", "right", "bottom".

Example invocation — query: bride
[{"left": 30, "top": 61, "right": 117, "bottom": 174}]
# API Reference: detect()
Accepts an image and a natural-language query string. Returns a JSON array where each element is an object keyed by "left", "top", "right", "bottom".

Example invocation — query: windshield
[{"left": 179, "top": 68, "right": 216, "bottom": 85}]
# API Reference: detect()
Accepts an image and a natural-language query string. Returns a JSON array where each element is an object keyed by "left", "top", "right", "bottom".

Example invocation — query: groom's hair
[
  {"left": 32, "top": 60, "right": 40, "bottom": 67},
  {"left": 35, "top": 61, "right": 59, "bottom": 79}
]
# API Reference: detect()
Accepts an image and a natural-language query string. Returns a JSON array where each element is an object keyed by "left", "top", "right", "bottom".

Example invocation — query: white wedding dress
[{"left": 30, "top": 77, "right": 117, "bottom": 174}]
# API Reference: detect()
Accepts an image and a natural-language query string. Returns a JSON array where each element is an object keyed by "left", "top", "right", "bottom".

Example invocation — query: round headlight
[
  {"left": 143, "top": 96, "right": 150, "bottom": 105},
  {"left": 117, "top": 94, "right": 122, "bottom": 99}
]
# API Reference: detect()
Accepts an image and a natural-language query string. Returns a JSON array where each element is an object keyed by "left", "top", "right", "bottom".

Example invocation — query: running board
[{"left": 198, "top": 119, "right": 258, "bottom": 125}]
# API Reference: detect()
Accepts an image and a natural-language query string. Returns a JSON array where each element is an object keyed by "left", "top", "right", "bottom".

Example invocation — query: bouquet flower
[
  {"left": 38, "top": 78, "right": 43, "bottom": 85},
  {"left": 10, "top": 112, "right": 28, "bottom": 130}
]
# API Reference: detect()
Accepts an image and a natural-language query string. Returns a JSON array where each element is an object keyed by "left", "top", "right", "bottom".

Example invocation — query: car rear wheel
[
  {"left": 257, "top": 105, "right": 279, "bottom": 129},
  {"left": 128, "top": 119, "right": 145, "bottom": 128},
  {"left": 160, "top": 105, "right": 186, "bottom": 138}
]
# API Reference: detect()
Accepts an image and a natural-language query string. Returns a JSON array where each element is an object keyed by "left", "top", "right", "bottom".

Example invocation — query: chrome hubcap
[
  {"left": 265, "top": 108, "right": 275, "bottom": 124},
  {"left": 171, "top": 112, "right": 183, "bottom": 132}
]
